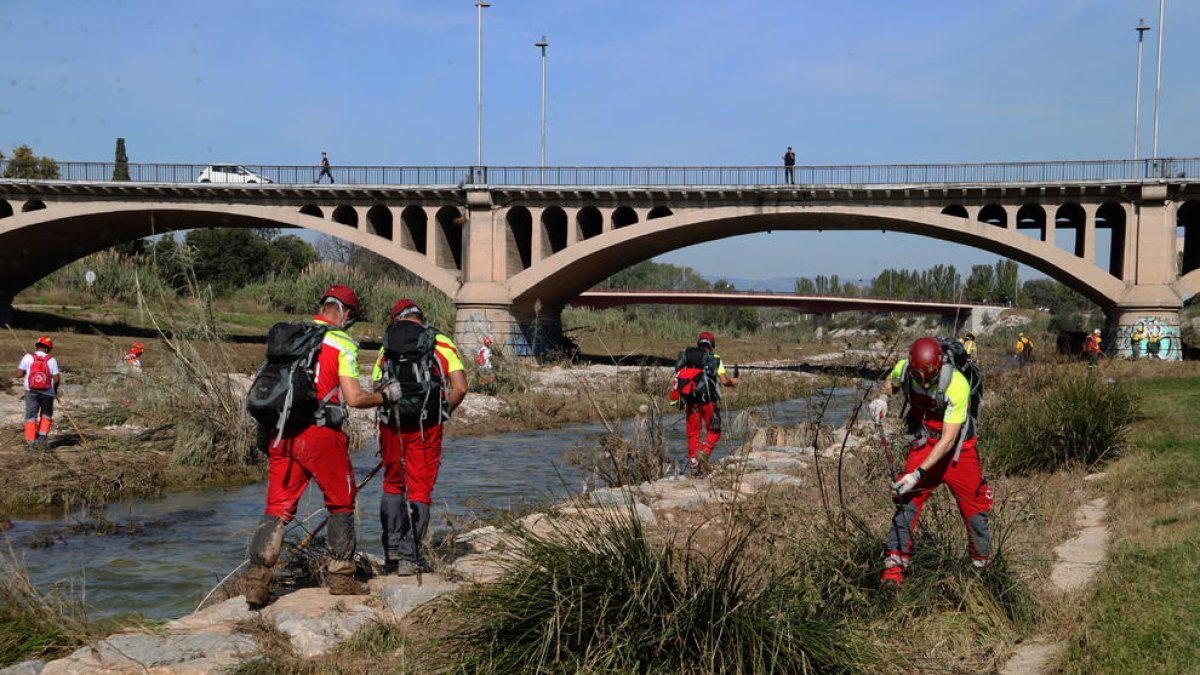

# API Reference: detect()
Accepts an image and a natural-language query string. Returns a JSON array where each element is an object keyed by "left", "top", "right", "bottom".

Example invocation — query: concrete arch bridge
[{"left": 1, "top": 158, "right": 1198, "bottom": 358}]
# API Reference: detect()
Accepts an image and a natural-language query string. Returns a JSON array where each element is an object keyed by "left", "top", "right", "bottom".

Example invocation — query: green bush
[
  {"left": 983, "top": 369, "right": 1136, "bottom": 475},
  {"left": 29, "top": 250, "right": 176, "bottom": 304},
  {"left": 441, "top": 510, "right": 867, "bottom": 674}
]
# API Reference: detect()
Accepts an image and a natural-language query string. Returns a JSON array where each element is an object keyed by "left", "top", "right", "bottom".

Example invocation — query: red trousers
[
  {"left": 885, "top": 437, "right": 993, "bottom": 567},
  {"left": 264, "top": 425, "right": 356, "bottom": 521},
  {"left": 379, "top": 422, "right": 444, "bottom": 505},
  {"left": 685, "top": 402, "right": 721, "bottom": 459}
]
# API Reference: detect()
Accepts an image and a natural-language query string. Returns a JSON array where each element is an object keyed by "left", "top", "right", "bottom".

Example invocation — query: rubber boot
[
  {"left": 395, "top": 502, "right": 432, "bottom": 572},
  {"left": 242, "top": 565, "right": 274, "bottom": 607},
  {"left": 326, "top": 512, "right": 365, "bottom": 595},
  {"left": 380, "top": 492, "right": 408, "bottom": 572}
]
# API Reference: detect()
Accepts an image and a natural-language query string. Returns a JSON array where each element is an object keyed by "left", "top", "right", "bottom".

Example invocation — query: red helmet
[
  {"left": 130, "top": 342, "right": 145, "bottom": 354},
  {"left": 482, "top": 336, "right": 493, "bottom": 346},
  {"left": 909, "top": 337, "right": 943, "bottom": 381},
  {"left": 36, "top": 336, "right": 53, "bottom": 350},
  {"left": 320, "top": 285, "right": 361, "bottom": 316},
  {"left": 390, "top": 298, "right": 423, "bottom": 320},
  {"left": 697, "top": 331, "right": 716, "bottom": 349}
]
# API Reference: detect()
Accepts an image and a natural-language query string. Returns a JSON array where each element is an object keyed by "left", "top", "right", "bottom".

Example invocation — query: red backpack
[{"left": 27, "top": 353, "right": 53, "bottom": 391}]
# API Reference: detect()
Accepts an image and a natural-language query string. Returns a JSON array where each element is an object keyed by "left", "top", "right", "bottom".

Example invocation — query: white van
[{"left": 197, "top": 165, "right": 273, "bottom": 184}]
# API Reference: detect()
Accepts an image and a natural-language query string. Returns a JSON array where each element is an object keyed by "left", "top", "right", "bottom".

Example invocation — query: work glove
[
  {"left": 868, "top": 395, "right": 889, "bottom": 422},
  {"left": 381, "top": 381, "right": 404, "bottom": 405},
  {"left": 891, "top": 468, "right": 924, "bottom": 496}
]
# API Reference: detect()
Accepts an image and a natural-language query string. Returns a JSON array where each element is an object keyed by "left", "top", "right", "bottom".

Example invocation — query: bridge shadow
[
  {"left": 574, "top": 351, "right": 886, "bottom": 380},
  {"left": 8, "top": 308, "right": 267, "bottom": 344}
]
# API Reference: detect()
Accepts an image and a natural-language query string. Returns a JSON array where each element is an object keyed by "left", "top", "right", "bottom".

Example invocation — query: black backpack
[
  {"left": 246, "top": 322, "right": 331, "bottom": 441},
  {"left": 382, "top": 321, "right": 445, "bottom": 425},
  {"left": 675, "top": 346, "right": 718, "bottom": 404}
]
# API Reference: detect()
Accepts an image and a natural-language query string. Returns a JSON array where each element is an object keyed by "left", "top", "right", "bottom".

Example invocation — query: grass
[
  {"left": 0, "top": 547, "right": 92, "bottom": 667},
  {"left": 983, "top": 365, "right": 1137, "bottom": 475},
  {"left": 1057, "top": 375, "right": 1200, "bottom": 673}
]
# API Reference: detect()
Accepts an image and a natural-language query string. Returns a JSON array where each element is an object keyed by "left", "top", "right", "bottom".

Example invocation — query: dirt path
[{"left": 1000, "top": 491, "right": 1110, "bottom": 675}]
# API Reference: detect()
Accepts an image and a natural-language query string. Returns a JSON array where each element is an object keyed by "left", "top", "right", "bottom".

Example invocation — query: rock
[
  {"left": 763, "top": 445, "right": 814, "bottom": 456},
  {"left": 586, "top": 486, "right": 640, "bottom": 507},
  {"left": 262, "top": 588, "right": 382, "bottom": 658},
  {"left": 166, "top": 596, "right": 255, "bottom": 631},
  {"left": 454, "top": 525, "right": 518, "bottom": 554},
  {"left": 735, "top": 472, "right": 804, "bottom": 496},
  {"left": 373, "top": 576, "right": 458, "bottom": 619},
  {"left": 0, "top": 661, "right": 43, "bottom": 675},
  {"left": 748, "top": 428, "right": 768, "bottom": 452},
  {"left": 43, "top": 630, "right": 256, "bottom": 675},
  {"left": 447, "top": 554, "right": 511, "bottom": 583}
]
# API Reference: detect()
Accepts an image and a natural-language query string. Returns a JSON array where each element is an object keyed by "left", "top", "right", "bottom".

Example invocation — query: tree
[
  {"left": 992, "top": 259, "right": 1020, "bottom": 305},
  {"left": 964, "top": 264, "right": 996, "bottom": 303},
  {"left": 186, "top": 228, "right": 273, "bottom": 291},
  {"left": 3, "top": 145, "right": 59, "bottom": 179},
  {"left": 112, "top": 138, "right": 130, "bottom": 181},
  {"left": 794, "top": 277, "right": 816, "bottom": 294},
  {"left": 267, "top": 235, "right": 319, "bottom": 277}
]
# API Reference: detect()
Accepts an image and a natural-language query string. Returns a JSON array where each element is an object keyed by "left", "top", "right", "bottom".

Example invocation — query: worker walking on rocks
[
  {"left": 242, "top": 286, "right": 392, "bottom": 606},
  {"left": 870, "top": 337, "right": 991, "bottom": 587},
  {"left": 15, "top": 336, "right": 60, "bottom": 447},
  {"left": 671, "top": 331, "right": 737, "bottom": 476},
  {"left": 374, "top": 299, "right": 468, "bottom": 575},
  {"left": 1014, "top": 332, "right": 1033, "bottom": 367},
  {"left": 1083, "top": 329, "right": 1103, "bottom": 367}
]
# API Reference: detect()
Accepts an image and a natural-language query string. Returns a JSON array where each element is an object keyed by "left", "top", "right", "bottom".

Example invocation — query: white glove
[
  {"left": 381, "top": 381, "right": 404, "bottom": 404},
  {"left": 868, "top": 396, "right": 889, "bottom": 422},
  {"left": 891, "top": 468, "right": 924, "bottom": 496}
]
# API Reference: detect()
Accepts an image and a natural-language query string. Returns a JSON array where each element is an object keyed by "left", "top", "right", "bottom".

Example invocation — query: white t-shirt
[
  {"left": 18, "top": 350, "right": 60, "bottom": 396},
  {"left": 477, "top": 345, "right": 492, "bottom": 368}
]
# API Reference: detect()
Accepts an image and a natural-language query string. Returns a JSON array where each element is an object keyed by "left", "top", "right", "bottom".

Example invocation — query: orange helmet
[
  {"left": 320, "top": 285, "right": 362, "bottom": 317},
  {"left": 697, "top": 331, "right": 716, "bottom": 349},
  {"left": 36, "top": 336, "right": 53, "bottom": 350},
  {"left": 909, "top": 337, "right": 943, "bottom": 381},
  {"left": 130, "top": 342, "right": 145, "bottom": 354}
]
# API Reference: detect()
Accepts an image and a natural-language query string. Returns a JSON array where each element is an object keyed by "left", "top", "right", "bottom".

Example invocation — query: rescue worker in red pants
[
  {"left": 674, "top": 331, "right": 737, "bottom": 476},
  {"left": 373, "top": 299, "right": 468, "bottom": 575},
  {"left": 871, "top": 337, "right": 992, "bottom": 586},
  {"left": 242, "top": 286, "right": 391, "bottom": 605}
]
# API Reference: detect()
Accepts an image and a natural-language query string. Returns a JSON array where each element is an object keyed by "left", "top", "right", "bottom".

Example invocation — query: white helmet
[{"left": 1093, "top": 329, "right": 1101, "bottom": 335}]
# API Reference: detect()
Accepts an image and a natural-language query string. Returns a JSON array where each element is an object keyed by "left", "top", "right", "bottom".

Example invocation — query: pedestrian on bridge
[
  {"left": 316, "top": 151, "right": 334, "bottom": 184},
  {"left": 783, "top": 146, "right": 796, "bottom": 184}
]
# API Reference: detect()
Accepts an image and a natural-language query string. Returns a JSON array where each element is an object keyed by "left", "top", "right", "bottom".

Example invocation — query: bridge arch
[
  {"left": 0, "top": 203, "right": 461, "bottom": 299},
  {"left": 507, "top": 206, "right": 1128, "bottom": 312}
]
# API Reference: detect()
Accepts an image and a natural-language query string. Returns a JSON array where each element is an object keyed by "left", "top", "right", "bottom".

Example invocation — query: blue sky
[{"left": 2, "top": 0, "right": 1196, "bottom": 282}]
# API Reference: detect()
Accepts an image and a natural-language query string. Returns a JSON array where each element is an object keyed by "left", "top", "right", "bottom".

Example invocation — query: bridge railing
[{"left": 1, "top": 158, "right": 1196, "bottom": 188}]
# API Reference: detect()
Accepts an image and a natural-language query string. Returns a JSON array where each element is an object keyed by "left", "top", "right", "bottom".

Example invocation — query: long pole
[
  {"left": 535, "top": 36, "right": 548, "bottom": 168},
  {"left": 476, "top": 1, "right": 490, "bottom": 169},
  {"left": 1151, "top": 0, "right": 1165, "bottom": 158},
  {"left": 1133, "top": 18, "right": 1150, "bottom": 159}
]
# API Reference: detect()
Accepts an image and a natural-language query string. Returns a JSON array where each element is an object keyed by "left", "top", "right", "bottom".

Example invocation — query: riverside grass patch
[
  {"left": 983, "top": 367, "right": 1136, "bottom": 475},
  {"left": 0, "top": 549, "right": 92, "bottom": 667}
]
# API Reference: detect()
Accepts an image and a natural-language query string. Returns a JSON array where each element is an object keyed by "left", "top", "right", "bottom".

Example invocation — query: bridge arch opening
[
  {"left": 978, "top": 204, "right": 1007, "bottom": 228},
  {"left": 299, "top": 204, "right": 323, "bottom": 219},
  {"left": 506, "top": 207, "right": 534, "bottom": 273},
  {"left": 648, "top": 206, "right": 673, "bottom": 219},
  {"left": 1054, "top": 203, "right": 1086, "bottom": 258},
  {"left": 1096, "top": 202, "right": 1127, "bottom": 280},
  {"left": 1178, "top": 200, "right": 1200, "bottom": 276},
  {"left": 401, "top": 206, "right": 428, "bottom": 255},
  {"left": 577, "top": 206, "right": 602, "bottom": 240},
  {"left": 332, "top": 205, "right": 358, "bottom": 229},
  {"left": 434, "top": 206, "right": 464, "bottom": 270},
  {"left": 1016, "top": 203, "right": 1047, "bottom": 241},
  {"left": 612, "top": 206, "right": 638, "bottom": 229},
  {"left": 941, "top": 204, "right": 968, "bottom": 218},
  {"left": 367, "top": 204, "right": 393, "bottom": 241},
  {"left": 541, "top": 206, "right": 568, "bottom": 255},
  {"left": 0, "top": 200, "right": 11, "bottom": 219},
  {"left": 22, "top": 200, "right": 46, "bottom": 213}
]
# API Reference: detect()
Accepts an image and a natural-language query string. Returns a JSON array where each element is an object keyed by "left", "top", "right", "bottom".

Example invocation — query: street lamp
[
  {"left": 1133, "top": 18, "right": 1151, "bottom": 159},
  {"left": 1151, "top": 0, "right": 1166, "bottom": 159},
  {"left": 534, "top": 35, "right": 549, "bottom": 168},
  {"left": 476, "top": 1, "right": 491, "bottom": 172}
]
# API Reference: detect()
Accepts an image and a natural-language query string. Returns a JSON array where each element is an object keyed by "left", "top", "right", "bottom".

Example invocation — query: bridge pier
[
  {"left": 1105, "top": 286, "right": 1184, "bottom": 361},
  {"left": 452, "top": 295, "right": 563, "bottom": 358}
]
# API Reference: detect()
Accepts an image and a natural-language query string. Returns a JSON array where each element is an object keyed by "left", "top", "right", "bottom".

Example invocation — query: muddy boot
[
  {"left": 327, "top": 570, "right": 366, "bottom": 595},
  {"left": 242, "top": 564, "right": 273, "bottom": 607}
]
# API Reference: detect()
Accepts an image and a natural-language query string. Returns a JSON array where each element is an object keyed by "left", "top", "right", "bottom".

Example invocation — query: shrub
[
  {"left": 440, "top": 510, "right": 867, "bottom": 674},
  {"left": 0, "top": 549, "right": 91, "bottom": 666},
  {"left": 984, "top": 369, "right": 1136, "bottom": 475}
]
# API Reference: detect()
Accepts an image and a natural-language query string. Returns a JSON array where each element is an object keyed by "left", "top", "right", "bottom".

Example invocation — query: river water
[{"left": 8, "top": 393, "right": 856, "bottom": 621}]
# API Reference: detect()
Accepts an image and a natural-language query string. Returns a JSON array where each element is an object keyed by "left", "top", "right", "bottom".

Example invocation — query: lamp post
[
  {"left": 1133, "top": 18, "right": 1150, "bottom": 159},
  {"left": 476, "top": 1, "right": 491, "bottom": 173},
  {"left": 1151, "top": 0, "right": 1165, "bottom": 159},
  {"left": 534, "top": 35, "right": 548, "bottom": 168}
]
